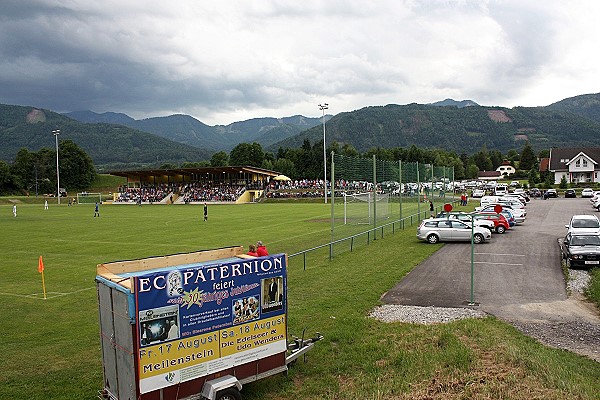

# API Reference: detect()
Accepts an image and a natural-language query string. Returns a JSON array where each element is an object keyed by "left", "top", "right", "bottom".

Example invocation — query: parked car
[
  {"left": 559, "top": 232, "right": 600, "bottom": 268},
  {"left": 544, "top": 188, "right": 558, "bottom": 198},
  {"left": 475, "top": 211, "right": 510, "bottom": 234},
  {"left": 512, "top": 188, "right": 530, "bottom": 201},
  {"left": 502, "top": 194, "right": 527, "bottom": 206},
  {"left": 564, "top": 189, "right": 577, "bottom": 198},
  {"left": 436, "top": 212, "right": 496, "bottom": 232},
  {"left": 500, "top": 208, "right": 517, "bottom": 227},
  {"left": 581, "top": 188, "right": 595, "bottom": 198},
  {"left": 529, "top": 188, "right": 542, "bottom": 198},
  {"left": 565, "top": 214, "right": 600, "bottom": 234},
  {"left": 472, "top": 188, "right": 486, "bottom": 198},
  {"left": 416, "top": 218, "right": 492, "bottom": 244},
  {"left": 476, "top": 203, "right": 526, "bottom": 223}
]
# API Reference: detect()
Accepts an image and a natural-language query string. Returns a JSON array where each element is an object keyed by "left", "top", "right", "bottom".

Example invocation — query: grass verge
[{"left": 0, "top": 201, "right": 598, "bottom": 399}]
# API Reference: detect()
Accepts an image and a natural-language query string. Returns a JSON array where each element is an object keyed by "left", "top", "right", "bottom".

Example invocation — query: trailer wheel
[{"left": 216, "top": 387, "right": 242, "bottom": 400}]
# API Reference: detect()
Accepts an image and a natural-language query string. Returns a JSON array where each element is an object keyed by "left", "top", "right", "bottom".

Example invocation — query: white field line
[
  {"left": 0, "top": 287, "right": 93, "bottom": 299},
  {"left": 475, "top": 253, "right": 526, "bottom": 257},
  {"left": 472, "top": 262, "right": 523, "bottom": 266}
]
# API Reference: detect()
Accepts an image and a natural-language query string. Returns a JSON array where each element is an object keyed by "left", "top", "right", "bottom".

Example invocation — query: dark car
[
  {"left": 529, "top": 188, "right": 542, "bottom": 198},
  {"left": 559, "top": 232, "right": 600, "bottom": 269},
  {"left": 564, "top": 189, "right": 577, "bottom": 198},
  {"left": 543, "top": 189, "right": 558, "bottom": 199}
]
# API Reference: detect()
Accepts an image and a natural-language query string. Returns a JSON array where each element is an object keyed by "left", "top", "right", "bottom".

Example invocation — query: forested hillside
[
  {"left": 546, "top": 93, "right": 600, "bottom": 124},
  {"left": 64, "top": 111, "right": 325, "bottom": 151},
  {"left": 0, "top": 105, "right": 211, "bottom": 169},
  {"left": 270, "top": 102, "right": 600, "bottom": 154}
]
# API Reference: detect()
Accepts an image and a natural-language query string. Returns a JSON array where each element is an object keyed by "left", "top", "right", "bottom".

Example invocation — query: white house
[
  {"left": 548, "top": 147, "right": 600, "bottom": 184},
  {"left": 496, "top": 161, "right": 516, "bottom": 176}
]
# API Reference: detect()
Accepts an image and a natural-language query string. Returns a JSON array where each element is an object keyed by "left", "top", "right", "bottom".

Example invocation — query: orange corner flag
[{"left": 38, "top": 256, "right": 44, "bottom": 273}]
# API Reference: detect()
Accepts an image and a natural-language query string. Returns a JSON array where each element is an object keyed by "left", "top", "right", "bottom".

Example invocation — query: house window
[
  {"left": 576, "top": 159, "right": 581, "bottom": 167},
  {"left": 583, "top": 159, "right": 588, "bottom": 167}
]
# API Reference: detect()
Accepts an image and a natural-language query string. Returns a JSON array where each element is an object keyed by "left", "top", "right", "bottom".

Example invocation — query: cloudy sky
[{"left": 1, "top": 0, "right": 599, "bottom": 126}]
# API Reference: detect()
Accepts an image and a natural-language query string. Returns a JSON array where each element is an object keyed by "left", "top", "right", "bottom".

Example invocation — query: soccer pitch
[
  {"left": 2, "top": 200, "right": 600, "bottom": 400},
  {"left": 0, "top": 201, "right": 417, "bottom": 399}
]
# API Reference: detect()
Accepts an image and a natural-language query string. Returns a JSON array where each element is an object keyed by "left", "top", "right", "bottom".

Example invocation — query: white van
[{"left": 494, "top": 184, "right": 508, "bottom": 196}]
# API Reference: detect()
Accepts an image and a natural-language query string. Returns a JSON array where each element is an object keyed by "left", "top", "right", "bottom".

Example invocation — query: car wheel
[
  {"left": 427, "top": 234, "right": 439, "bottom": 244},
  {"left": 496, "top": 225, "right": 506, "bottom": 234},
  {"left": 473, "top": 233, "right": 484, "bottom": 244}
]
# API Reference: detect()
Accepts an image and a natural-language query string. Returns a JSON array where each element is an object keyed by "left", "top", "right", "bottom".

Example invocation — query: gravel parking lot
[{"left": 377, "top": 196, "right": 600, "bottom": 362}]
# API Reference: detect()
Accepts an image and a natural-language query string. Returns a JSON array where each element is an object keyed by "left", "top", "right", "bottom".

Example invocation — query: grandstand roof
[{"left": 109, "top": 166, "right": 279, "bottom": 181}]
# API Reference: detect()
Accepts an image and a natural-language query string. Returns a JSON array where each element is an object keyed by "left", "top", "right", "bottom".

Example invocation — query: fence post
[
  {"left": 372, "top": 155, "right": 377, "bottom": 240},
  {"left": 330, "top": 151, "right": 335, "bottom": 260}
]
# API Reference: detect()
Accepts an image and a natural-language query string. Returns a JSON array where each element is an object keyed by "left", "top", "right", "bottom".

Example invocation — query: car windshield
[
  {"left": 572, "top": 219, "right": 600, "bottom": 229},
  {"left": 569, "top": 235, "right": 600, "bottom": 246}
]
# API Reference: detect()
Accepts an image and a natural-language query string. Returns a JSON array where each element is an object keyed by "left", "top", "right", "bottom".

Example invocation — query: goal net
[
  {"left": 77, "top": 192, "right": 102, "bottom": 204},
  {"left": 343, "top": 192, "right": 390, "bottom": 225}
]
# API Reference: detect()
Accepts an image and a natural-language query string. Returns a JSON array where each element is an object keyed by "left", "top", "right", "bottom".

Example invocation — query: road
[{"left": 382, "top": 196, "right": 600, "bottom": 361}]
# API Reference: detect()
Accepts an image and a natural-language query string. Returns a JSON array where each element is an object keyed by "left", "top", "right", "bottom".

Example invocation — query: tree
[
  {"left": 466, "top": 164, "right": 479, "bottom": 179},
  {"left": 0, "top": 160, "right": 20, "bottom": 195},
  {"left": 274, "top": 158, "right": 295, "bottom": 178},
  {"left": 229, "top": 143, "right": 253, "bottom": 166},
  {"left": 341, "top": 143, "right": 359, "bottom": 158},
  {"left": 559, "top": 175, "right": 568, "bottom": 189},
  {"left": 181, "top": 161, "right": 209, "bottom": 168},
  {"left": 473, "top": 147, "right": 493, "bottom": 171},
  {"left": 519, "top": 142, "right": 536, "bottom": 171},
  {"left": 489, "top": 150, "right": 503, "bottom": 169},
  {"left": 261, "top": 159, "right": 274, "bottom": 171},
  {"left": 58, "top": 140, "right": 97, "bottom": 191},
  {"left": 159, "top": 163, "right": 177, "bottom": 169},
  {"left": 210, "top": 151, "right": 229, "bottom": 167},
  {"left": 229, "top": 142, "right": 265, "bottom": 167},
  {"left": 528, "top": 168, "right": 540, "bottom": 185}
]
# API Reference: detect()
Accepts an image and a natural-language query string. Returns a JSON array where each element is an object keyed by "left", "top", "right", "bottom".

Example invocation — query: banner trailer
[{"left": 134, "top": 254, "right": 287, "bottom": 393}]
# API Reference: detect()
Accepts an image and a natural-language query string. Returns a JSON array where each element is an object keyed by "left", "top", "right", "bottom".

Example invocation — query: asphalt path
[{"left": 382, "top": 196, "right": 598, "bottom": 319}]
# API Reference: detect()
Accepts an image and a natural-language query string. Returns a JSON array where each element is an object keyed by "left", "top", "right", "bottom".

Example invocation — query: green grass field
[{"left": 1, "top": 200, "right": 599, "bottom": 399}]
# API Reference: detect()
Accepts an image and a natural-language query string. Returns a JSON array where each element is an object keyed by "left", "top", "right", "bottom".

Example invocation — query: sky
[{"left": 1, "top": 0, "right": 600, "bottom": 126}]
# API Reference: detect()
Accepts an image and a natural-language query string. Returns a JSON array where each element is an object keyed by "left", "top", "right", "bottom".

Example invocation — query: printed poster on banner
[{"left": 135, "top": 254, "right": 287, "bottom": 394}]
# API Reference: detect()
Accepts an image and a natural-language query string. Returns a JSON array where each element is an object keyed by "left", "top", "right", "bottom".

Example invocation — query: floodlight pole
[
  {"left": 53, "top": 129, "right": 61, "bottom": 204},
  {"left": 319, "top": 103, "right": 329, "bottom": 204}
]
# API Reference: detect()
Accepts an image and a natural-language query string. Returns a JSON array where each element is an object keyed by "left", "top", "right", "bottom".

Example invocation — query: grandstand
[{"left": 109, "top": 166, "right": 279, "bottom": 204}]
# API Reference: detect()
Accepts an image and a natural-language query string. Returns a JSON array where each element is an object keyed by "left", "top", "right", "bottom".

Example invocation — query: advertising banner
[{"left": 134, "top": 254, "right": 287, "bottom": 393}]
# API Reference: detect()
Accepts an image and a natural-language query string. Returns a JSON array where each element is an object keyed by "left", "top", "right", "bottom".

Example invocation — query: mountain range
[
  {"left": 63, "top": 110, "right": 327, "bottom": 152},
  {"left": 2, "top": 93, "right": 600, "bottom": 168}
]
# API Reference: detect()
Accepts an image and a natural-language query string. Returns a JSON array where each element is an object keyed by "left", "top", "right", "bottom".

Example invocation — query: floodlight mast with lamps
[
  {"left": 52, "top": 129, "right": 61, "bottom": 204},
  {"left": 319, "top": 103, "right": 329, "bottom": 204}
]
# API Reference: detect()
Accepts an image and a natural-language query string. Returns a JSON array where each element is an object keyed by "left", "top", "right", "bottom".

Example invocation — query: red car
[{"left": 475, "top": 212, "right": 510, "bottom": 234}]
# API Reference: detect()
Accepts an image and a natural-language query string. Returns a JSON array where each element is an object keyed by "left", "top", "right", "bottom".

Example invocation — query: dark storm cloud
[{"left": 1, "top": 1, "right": 599, "bottom": 125}]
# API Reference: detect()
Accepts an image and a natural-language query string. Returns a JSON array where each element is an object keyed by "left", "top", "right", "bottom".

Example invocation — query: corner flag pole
[{"left": 39, "top": 256, "right": 47, "bottom": 300}]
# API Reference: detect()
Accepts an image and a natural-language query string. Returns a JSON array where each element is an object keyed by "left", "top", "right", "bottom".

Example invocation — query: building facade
[
  {"left": 496, "top": 161, "right": 516, "bottom": 176},
  {"left": 548, "top": 147, "right": 600, "bottom": 184}
]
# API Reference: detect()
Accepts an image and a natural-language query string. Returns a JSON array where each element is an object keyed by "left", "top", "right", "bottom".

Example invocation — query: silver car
[{"left": 417, "top": 218, "right": 492, "bottom": 244}]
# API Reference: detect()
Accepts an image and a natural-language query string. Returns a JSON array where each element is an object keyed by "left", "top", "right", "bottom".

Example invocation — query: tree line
[
  {"left": 0, "top": 139, "right": 547, "bottom": 196},
  {"left": 0, "top": 140, "right": 96, "bottom": 196},
  {"left": 177, "top": 140, "right": 547, "bottom": 184}
]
